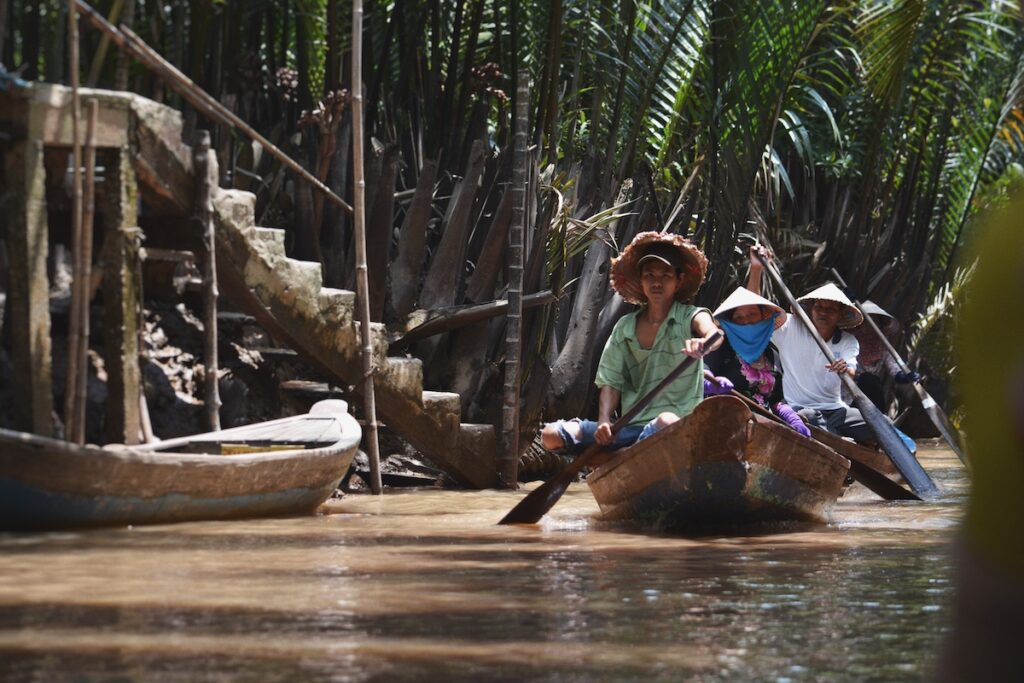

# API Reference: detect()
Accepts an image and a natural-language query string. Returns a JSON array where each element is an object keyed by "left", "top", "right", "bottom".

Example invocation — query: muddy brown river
[{"left": 0, "top": 446, "right": 964, "bottom": 681}]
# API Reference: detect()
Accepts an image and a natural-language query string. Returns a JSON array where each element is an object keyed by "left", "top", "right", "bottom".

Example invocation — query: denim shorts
[{"left": 547, "top": 417, "right": 662, "bottom": 456}]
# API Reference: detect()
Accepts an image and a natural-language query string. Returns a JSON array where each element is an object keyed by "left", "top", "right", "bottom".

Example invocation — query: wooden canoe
[
  {"left": 586, "top": 396, "right": 851, "bottom": 528},
  {"left": 0, "top": 400, "right": 360, "bottom": 531}
]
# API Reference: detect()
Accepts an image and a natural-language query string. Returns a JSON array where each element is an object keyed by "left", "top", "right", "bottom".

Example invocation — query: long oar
[
  {"left": 759, "top": 260, "right": 938, "bottom": 497},
  {"left": 498, "top": 332, "right": 721, "bottom": 525},
  {"left": 830, "top": 268, "right": 968, "bottom": 467}
]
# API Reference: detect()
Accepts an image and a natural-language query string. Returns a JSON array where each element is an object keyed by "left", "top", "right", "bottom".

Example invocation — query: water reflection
[{"left": 0, "top": 448, "right": 963, "bottom": 681}]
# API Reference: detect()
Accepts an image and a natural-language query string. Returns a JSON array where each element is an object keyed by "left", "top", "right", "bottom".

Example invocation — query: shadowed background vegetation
[{"left": 3, "top": 0, "right": 1022, "bottom": 438}]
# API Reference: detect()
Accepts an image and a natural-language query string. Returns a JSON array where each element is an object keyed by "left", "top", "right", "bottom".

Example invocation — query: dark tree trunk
[
  {"left": 366, "top": 144, "right": 399, "bottom": 320},
  {"left": 391, "top": 159, "right": 438, "bottom": 319}
]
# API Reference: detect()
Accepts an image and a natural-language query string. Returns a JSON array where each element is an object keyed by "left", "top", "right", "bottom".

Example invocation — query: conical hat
[
  {"left": 712, "top": 287, "right": 786, "bottom": 329},
  {"left": 797, "top": 282, "right": 864, "bottom": 329},
  {"left": 857, "top": 299, "right": 899, "bottom": 334},
  {"left": 860, "top": 300, "right": 890, "bottom": 318},
  {"left": 609, "top": 231, "right": 708, "bottom": 305}
]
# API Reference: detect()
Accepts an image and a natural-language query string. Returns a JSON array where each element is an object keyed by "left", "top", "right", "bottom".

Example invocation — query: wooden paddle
[
  {"left": 498, "top": 332, "right": 721, "bottom": 525},
  {"left": 759, "top": 259, "right": 939, "bottom": 497},
  {"left": 829, "top": 268, "right": 968, "bottom": 467}
]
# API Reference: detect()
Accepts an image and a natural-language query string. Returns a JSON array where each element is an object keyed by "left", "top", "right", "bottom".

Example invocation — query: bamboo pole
[
  {"left": 70, "top": 98, "right": 99, "bottom": 444},
  {"left": 64, "top": 0, "right": 84, "bottom": 443},
  {"left": 85, "top": 0, "right": 124, "bottom": 86},
  {"left": 500, "top": 70, "right": 530, "bottom": 488},
  {"left": 352, "top": 0, "right": 382, "bottom": 494},
  {"left": 72, "top": 0, "right": 353, "bottom": 216},
  {"left": 195, "top": 130, "right": 221, "bottom": 431}
]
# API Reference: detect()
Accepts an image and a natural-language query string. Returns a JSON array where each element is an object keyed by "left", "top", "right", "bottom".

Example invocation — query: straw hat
[
  {"left": 713, "top": 287, "right": 787, "bottom": 329},
  {"left": 610, "top": 231, "right": 708, "bottom": 305},
  {"left": 797, "top": 283, "right": 864, "bottom": 329}
]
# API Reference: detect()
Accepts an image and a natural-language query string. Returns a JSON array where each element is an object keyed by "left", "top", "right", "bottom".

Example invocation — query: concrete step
[
  {"left": 212, "top": 188, "right": 257, "bottom": 228},
  {"left": 459, "top": 423, "right": 497, "bottom": 461},
  {"left": 276, "top": 258, "right": 324, "bottom": 310},
  {"left": 352, "top": 320, "right": 391, "bottom": 362},
  {"left": 421, "top": 390, "right": 462, "bottom": 435},
  {"left": 247, "top": 227, "right": 286, "bottom": 260},
  {"left": 379, "top": 357, "right": 424, "bottom": 404},
  {"left": 317, "top": 288, "right": 356, "bottom": 327}
]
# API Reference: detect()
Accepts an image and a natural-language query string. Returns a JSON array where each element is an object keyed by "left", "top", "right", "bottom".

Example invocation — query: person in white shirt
[{"left": 747, "top": 250, "right": 907, "bottom": 446}]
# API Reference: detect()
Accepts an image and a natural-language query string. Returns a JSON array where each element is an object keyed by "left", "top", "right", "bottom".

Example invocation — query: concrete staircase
[{"left": 125, "top": 90, "right": 498, "bottom": 488}]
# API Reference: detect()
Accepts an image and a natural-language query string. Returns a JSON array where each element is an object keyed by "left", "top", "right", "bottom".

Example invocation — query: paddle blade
[
  {"left": 846, "top": 458, "right": 920, "bottom": 501},
  {"left": 852, "top": 392, "right": 939, "bottom": 497},
  {"left": 915, "top": 384, "right": 969, "bottom": 466},
  {"left": 498, "top": 470, "right": 576, "bottom": 525}
]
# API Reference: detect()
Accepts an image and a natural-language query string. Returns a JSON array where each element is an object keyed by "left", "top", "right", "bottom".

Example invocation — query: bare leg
[{"left": 541, "top": 421, "right": 578, "bottom": 451}]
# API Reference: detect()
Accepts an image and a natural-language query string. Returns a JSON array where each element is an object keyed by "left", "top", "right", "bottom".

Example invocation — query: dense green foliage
[{"left": 3, "top": 0, "right": 1022, "bottom": 426}]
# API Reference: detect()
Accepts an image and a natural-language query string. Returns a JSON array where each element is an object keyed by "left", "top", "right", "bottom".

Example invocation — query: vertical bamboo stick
[
  {"left": 352, "top": 0, "right": 383, "bottom": 494},
  {"left": 85, "top": 0, "right": 125, "bottom": 86},
  {"left": 64, "top": 0, "right": 84, "bottom": 443},
  {"left": 500, "top": 70, "right": 529, "bottom": 488},
  {"left": 71, "top": 98, "right": 99, "bottom": 444},
  {"left": 195, "top": 130, "right": 221, "bottom": 431}
]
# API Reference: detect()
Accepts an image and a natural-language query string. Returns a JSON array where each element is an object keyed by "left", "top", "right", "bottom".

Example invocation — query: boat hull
[
  {"left": 587, "top": 396, "right": 850, "bottom": 528},
  {"left": 0, "top": 402, "right": 360, "bottom": 530}
]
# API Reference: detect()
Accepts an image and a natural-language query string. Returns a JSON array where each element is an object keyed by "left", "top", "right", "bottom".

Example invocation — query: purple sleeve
[{"left": 773, "top": 402, "right": 811, "bottom": 438}]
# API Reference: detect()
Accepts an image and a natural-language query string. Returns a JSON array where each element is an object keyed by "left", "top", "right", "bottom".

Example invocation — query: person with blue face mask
[{"left": 703, "top": 287, "right": 811, "bottom": 437}]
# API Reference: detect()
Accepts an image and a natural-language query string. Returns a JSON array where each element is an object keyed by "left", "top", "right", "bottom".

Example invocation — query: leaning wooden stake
[
  {"left": 500, "top": 71, "right": 530, "bottom": 488},
  {"left": 85, "top": 0, "right": 124, "bottom": 86},
  {"left": 64, "top": 0, "right": 84, "bottom": 443},
  {"left": 195, "top": 131, "right": 221, "bottom": 431},
  {"left": 71, "top": 99, "right": 99, "bottom": 444},
  {"left": 352, "top": 0, "right": 382, "bottom": 494}
]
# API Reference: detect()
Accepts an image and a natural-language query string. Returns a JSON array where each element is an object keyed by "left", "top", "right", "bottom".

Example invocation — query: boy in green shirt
[{"left": 540, "top": 231, "right": 724, "bottom": 455}]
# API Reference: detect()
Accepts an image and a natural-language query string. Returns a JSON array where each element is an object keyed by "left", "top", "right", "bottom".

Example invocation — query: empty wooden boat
[
  {"left": 0, "top": 400, "right": 360, "bottom": 531},
  {"left": 586, "top": 396, "right": 851, "bottom": 528}
]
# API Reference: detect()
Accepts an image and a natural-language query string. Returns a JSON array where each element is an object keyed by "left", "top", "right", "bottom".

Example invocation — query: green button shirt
[{"left": 595, "top": 301, "right": 708, "bottom": 427}]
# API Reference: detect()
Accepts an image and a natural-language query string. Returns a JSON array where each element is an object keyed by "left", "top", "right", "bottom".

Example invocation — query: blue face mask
[{"left": 718, "top": 314, "right": 778, "bottom": 363}]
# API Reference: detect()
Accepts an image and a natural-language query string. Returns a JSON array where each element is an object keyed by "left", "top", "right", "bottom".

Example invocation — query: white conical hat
[
  {"left": 797, "top": 282, "right": 864, "bottom": 329},
  {"left": 860, "top": 300, "right": 893, "bottom": 319},
  {"left": 857, "top": 299, "right": 899, "bottom": 334},
  {"left": 713, "top": 287, "right": 787, "bottom": 328}
]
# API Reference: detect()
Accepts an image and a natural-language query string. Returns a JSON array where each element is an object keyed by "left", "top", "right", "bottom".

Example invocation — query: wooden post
[
  {"left": 352, "top": 0, "right": 383, "bottom": 494},
  {"left": 500, "top": 71, "right": 529, "bottom": 488},
  {"left": 70, "top": 98, "right": 99, "bottom": 444},
  {"left": 103, "top": 147, "right": 143, "bottom": 445},
  {"left": 4, "top": 139, "right": 53, "bottom": 436},
  {"left": 64, "top": 0, "right": 84, "bottom": 442},
  {"left": 194, "top": 130, "right": 221, "bottom": 431}
]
